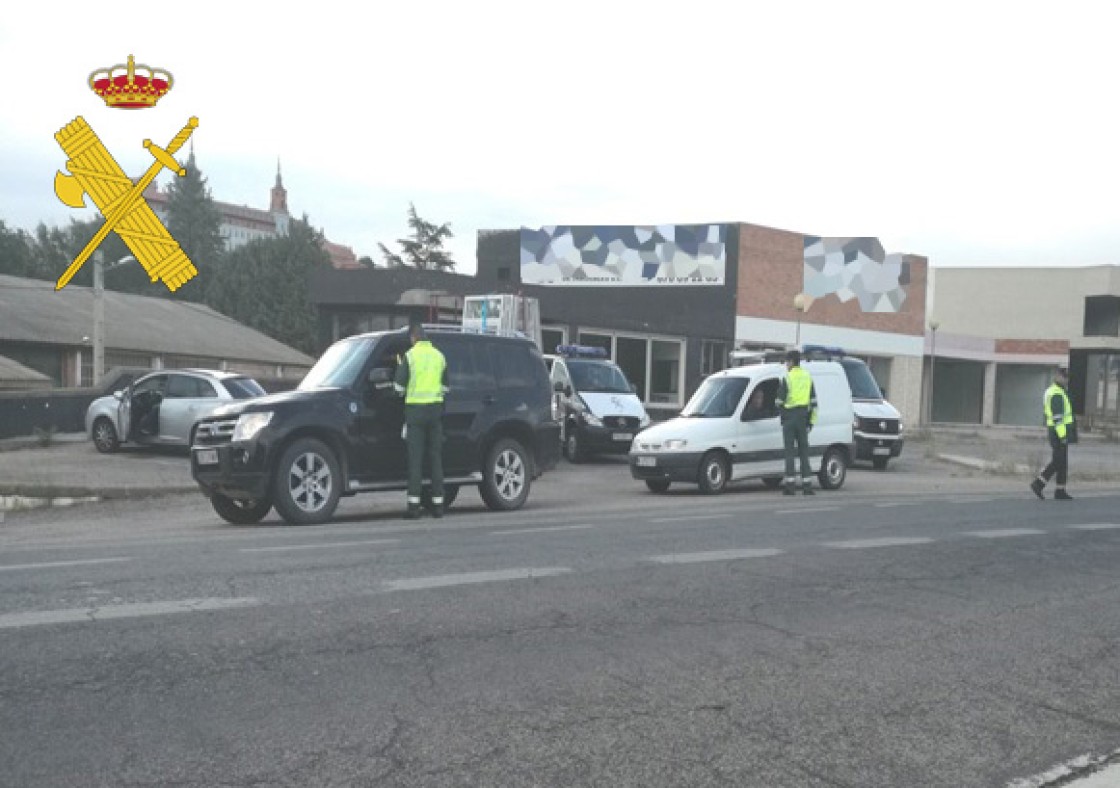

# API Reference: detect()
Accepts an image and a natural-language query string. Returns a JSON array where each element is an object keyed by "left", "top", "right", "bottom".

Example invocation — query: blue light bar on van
[
  {"left": 556, "top": 345, "right": 608, "bottom": 359},
  {"left": 802, "top": 344, "right": 847, "bottom": 357}
]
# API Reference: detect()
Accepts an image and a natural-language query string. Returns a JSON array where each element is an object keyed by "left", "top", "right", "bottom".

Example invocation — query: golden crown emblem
[{"left": 88, "top": 55, "right": 173, "bottom": 109}]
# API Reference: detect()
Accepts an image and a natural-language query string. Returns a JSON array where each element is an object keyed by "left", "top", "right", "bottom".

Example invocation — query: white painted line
[
  {"left": 383, "top": 567, "right": 570, "bottom": 592},
  {"left": 1008, "top": 749, "right": 1120, "bottom": 788},
  {"left": 826, "top": 537, "right": 934, "bottom": 549},
  {"left": 650, "top": 514, "right": 731, "bottom": 523},
  {"left": 0, "top": 557, "right": 132, "bottom": 572},
  {"left": 963, "top": 528, "right": 1047, "bottom": 539},
  {"left": 493, "top": 524, "right": 595, "bottom": 535},
  {"left": 775, "top": 506, "right": 839, "bottom": 515},
  {"left": 648, "top": 549, "right": 784, "bottom": 564},
  {"left": 951, "top": 498, "right": 993, "bottom": 504},
  {"left": 240, "top": 539, "right": 399, "bottom": 553},
  {"left": 875, "top": 502, "right": 922, "bottom": 509},
  {"left": 1069, "top": 523, "right": 1120, "bottom": 531},
  {"left": 0, "top": 597, "right": 260, "bottom": 630}
]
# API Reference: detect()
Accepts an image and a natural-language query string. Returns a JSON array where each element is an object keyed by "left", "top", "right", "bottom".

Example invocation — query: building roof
[
  {"left": 0, "top": 274, "right": 315, "bottom": 367},
  {"left": 0, "top": 353, "right": 52, "bottom": 389}
]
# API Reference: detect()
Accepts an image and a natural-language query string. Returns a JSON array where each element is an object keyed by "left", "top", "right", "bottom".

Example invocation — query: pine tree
[
  {"left": 166, "top": 153, "right": 224, "bottom": 301},
  {"left": 378, "top": 203, "right": 456, "bottom": 271}
]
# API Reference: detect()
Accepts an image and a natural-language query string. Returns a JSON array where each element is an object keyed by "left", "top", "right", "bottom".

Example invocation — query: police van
[
  {"left": 629, "top": 357, "right": 854, "bottom": 493},
  {"left": 544, "top": 345, "right": 651, "bottom": 463}
]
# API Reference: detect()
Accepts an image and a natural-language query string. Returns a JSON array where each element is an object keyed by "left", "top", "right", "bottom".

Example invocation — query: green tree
[
  {"left": 24, "top": 218, "right": 160, "bottom": 294},
  {"left": 0, "top": 220, "right": 37, "bottom": 278},
  {"left": 165, "top": 152, "right": 224, "bottom": 301},
  {"left": 204, "top": 216, "right": 329, "bottom": 354},
  {"left": 378, "top": 203, "right": 456, "bottom": 271}
]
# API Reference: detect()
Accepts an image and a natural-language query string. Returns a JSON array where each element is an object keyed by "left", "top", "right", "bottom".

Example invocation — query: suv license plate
[
  {"left": 872, "top": 446, "right": 891, "bottom": 456},
  {"left": 196, "top": 449, "right": 219, "bottom": 465},
  {"left": 613, "top": 432, "right": 633, "bottom": 441},
  {"left": 636, "top": 456, "right": 656, "bottom": 467}
]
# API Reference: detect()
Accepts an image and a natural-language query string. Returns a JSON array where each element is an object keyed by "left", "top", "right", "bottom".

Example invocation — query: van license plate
[
  {"left": 872, "top": 447, "right": 890, "bottom": 456},
  {"left": 196, "top": 449, "right": 219, "bottom": 465},
  {"left": 636, "top": 456, "right": 656, "bottom": 467},
  {"left": 613, "top": 432, "right": 633, "bottom": 441}
]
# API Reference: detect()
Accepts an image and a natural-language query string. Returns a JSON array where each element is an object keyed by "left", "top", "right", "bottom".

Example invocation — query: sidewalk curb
[
  {"left": 0, "top": 484, "right": 198, "bottom": 512},
  {"left": 937, "top": 454, "right": 1032, "bottom": 474},
  {"left": 0, "top": 433, "right": 87, "bottom": 453}
]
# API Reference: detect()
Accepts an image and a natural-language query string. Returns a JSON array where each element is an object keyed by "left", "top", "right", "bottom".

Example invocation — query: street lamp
[
  {"left": 793, "top": 293, "right": 809, "bottom": 347},
  {"left": 92, "top": 250, "right": 136, "bottom": 386},
  {"left": 927, "top": 319, "right": 940, "bottom": 426}
]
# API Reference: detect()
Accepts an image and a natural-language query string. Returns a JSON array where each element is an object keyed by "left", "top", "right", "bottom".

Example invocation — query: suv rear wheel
[
  {"left": 92, "top": 417, "right": 119, "bottom": 453},
  {"left": 272, "top": 438, "right": 342, "bottom": 524},
  {"left": 480, "top": 438, "right": 531, "bottom": 511},
  {"left": 211, "top": 493, "right": 272, "bottom": 525}
]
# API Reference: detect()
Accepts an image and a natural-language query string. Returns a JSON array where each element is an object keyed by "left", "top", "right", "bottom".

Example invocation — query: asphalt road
[{"left": 2, "top": 454, "right": 1119, "bottom": 787}]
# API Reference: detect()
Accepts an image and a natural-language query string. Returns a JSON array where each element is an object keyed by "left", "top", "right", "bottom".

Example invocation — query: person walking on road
[
  {"left": 1031, "top": 367, "right": 1075, "bottom": 501},
  {"left": 394, "top": 324, "right": 449, "bottom": 519},
  {"left": 776, "top": 349, "right": 818, "bottom": 496}
]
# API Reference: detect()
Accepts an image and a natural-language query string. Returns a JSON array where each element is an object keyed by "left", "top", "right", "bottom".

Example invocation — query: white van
[
  {"left": 629, "top": 360, "right": 854, "bottom": 493},
  {"left": 545, "top": 346, "right": 651, "bottom": 463}
]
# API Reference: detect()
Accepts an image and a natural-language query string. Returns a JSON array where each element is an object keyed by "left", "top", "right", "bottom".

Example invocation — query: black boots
[
  {"left": 405, "top": 503, "right": 422, "bottom": 520},
  {"left": 1055, "top": 489, "right": 1073, "bottom": 501},
  {"left": 1030, "top": 479, "right": 1045, "bottom": 499},
  {"left": 428, "top": 504, "right": 444, "bottom": 519}
]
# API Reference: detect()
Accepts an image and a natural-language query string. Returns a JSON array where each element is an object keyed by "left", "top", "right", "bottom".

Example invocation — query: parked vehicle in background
[
  {"left": 801, "top": 346, "right": 904, "bottom": 470},
  {"left": 191, "top": 326, "right": 561, "bottom": 525},
  {"left": 85, "top": 369, "right": 265, "bottom": 453},
  {"left": 544, "top": 345, "right": 650, "bottom": 463},
  {"left": 630, "top": 359, "right": 854, "bottom": 494}
]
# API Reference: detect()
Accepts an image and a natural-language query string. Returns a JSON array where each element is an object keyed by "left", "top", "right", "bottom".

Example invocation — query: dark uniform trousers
[
  {"left": 1040, "top": 429, "right": 1068, "bottom": 487},
  {"left": 782, "top": 406, "right": 813, "bottom": 484},
  {"left": 406, "top": 402, "right": 444, "bottom": 502}
]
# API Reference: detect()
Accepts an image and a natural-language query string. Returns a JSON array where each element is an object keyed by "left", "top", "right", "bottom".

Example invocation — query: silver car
[{"left": 85, "top": 369, "right": 266, "bottom": 453}]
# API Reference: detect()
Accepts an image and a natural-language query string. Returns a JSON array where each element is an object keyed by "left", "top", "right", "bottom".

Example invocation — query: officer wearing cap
[
  {"left": 394, "top": 323, "right": 449, "bottom": 519},
  {"left": 776, "top": 349, "right": 818, "bottom": 495},
  {"left": 1031, "top": 366, "right": 1076, "bottom": 501}
]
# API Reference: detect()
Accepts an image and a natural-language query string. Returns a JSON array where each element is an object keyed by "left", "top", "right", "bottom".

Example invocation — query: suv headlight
[
  {"left": 582, "top": 412, "right": 603, "bottom": 427},
  {"left": 232, "top": 411, "right": 273, "bottom": 442},
  {"left": 664, "top": 438, "right": 688, "bottom": 450}
]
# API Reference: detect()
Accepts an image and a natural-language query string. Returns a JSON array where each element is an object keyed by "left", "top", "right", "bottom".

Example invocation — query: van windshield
[
  {"left": 567, "top": 360, "right": 632, "bottom": 394},
  {"left": 299, "top": 336, "right": 375, "bottom": 390},
  {"left": 841, "top": 358, "right": 883, "bottom": 400},
  {"left": 681, "top": 376, "right": 749, "bottom": 418}
]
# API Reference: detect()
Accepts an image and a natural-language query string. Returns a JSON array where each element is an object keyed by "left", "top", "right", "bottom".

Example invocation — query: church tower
[{"left": 270, "top": 159, "right": 290, "bottom": 235}]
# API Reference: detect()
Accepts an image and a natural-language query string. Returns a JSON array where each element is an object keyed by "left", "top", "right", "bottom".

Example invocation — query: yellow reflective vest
[
  {"left": 404, "top": 341, "right": 447, "bottom": 405},
  {"left": 1043, "top": 383, "right": 1072, "bottom": 439}
]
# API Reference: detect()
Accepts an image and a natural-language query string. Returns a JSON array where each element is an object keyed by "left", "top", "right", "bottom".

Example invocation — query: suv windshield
[
  {"left": 841, "top": 358, "right": 883, "bottom": 400},
  {"left": 299, "top": 336, "right": 375, "bottom": 390},
  {"left": 567, "top": 359, "right": 632, "bottom": 394},
  {"left": 681, "top": 376, "right": 749, "bottom": 418},
  {"left": 224, "top": 377, "right": 266, "bottom": 399}
]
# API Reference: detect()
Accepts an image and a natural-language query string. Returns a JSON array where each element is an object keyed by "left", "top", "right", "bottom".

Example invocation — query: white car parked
[
  {"left": 629, "top": 360, "right": 854, "bottom": 494},
  {"left": 86, "top": 369, "right": 265, "bottom": 453}
]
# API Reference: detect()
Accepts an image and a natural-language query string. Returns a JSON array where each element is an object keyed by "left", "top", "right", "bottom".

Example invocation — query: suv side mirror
[{"left": 368, "top": 367, "right": 394, "bottom": 390}]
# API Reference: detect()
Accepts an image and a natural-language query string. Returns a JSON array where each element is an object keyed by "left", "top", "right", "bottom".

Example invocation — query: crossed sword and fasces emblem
[{"left": 53, "top": 116, "right": 199, "bottom": 292}]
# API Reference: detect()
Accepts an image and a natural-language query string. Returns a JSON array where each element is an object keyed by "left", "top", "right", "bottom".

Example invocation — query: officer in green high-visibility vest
[
  {"left": 394, "top": 324, "right": 449, "bottom": 519},
  {"left": 776, "top": 349, "right": 818, "bottom": 495},
  {"left": 1031, "top": 367, "right": 1076, "bottom": 501}
]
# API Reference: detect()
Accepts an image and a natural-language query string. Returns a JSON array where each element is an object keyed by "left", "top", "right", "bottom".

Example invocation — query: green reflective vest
[
  {"left": 783, "top": 366, "right": 813, "bottom": 409},
  {"left": 405, "top": 341, "right": 446, "bottom": 405},
  {"left": 1043, "top": 383, "right": 1072, "bottom": 439}
]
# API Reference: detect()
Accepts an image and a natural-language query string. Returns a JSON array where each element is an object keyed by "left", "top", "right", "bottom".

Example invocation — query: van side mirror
[
  {"left": 113, "top": 389, "right": 123, "bottom": 400},
  {"left": 630, "top": 383, "right": 638, "bottom": 394},
  {"left": 368, "top": 367, "right": 394, "bottom": 390}
]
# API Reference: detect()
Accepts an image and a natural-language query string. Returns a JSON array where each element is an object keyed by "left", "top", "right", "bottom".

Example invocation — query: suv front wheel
[
  {"left": 479, "top": 437, "right": 531, "bottom": 511},
  {"left": 211, "top": 493, "right": 272, "bottom": 525},
  {"left": 272, "top": 437, "right": 342, "bottom": 524}
]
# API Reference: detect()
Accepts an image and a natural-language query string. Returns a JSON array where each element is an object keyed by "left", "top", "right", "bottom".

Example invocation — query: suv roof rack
[
  {"left": 421, "top": 323, "right": 531, "bottom": 340},
  {"left": 729, "top": 348, "right": 788, "bottom": 366}
]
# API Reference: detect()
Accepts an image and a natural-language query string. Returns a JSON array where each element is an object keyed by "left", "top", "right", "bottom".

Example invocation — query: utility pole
[{"left": 93, "top": 250, "right": 105, "bottom": 387}]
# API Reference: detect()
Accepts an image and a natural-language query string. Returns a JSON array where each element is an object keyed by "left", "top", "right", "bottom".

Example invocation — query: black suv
[{"left": 190, "top": 328, "right": 561, "bottom": 524}]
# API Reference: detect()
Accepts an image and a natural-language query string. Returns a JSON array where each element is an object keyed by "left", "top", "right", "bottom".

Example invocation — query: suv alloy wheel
[
  {"left": 479, "top": 437, "right": 531, "bottom": 511},
  {"left": 272, "top": 437, "right": 343, "bottom": 524}
]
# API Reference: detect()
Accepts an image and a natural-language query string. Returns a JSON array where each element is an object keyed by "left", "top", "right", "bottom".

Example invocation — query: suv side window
[
  {"left": 491, "top": 343, "right": 533, "bottom": 389},
  {"left": 446, "top": 340, "right": 497, "bottom": 392},
  {"left": 133, "top": 374, "right": 166, "bottom": 396},
  {"left": 168, "top": 374, "right": 210, "bottom": 398}
]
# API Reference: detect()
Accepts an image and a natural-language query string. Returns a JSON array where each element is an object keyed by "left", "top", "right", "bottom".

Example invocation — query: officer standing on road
[
  {"left": 394, "top": 324, "right": 449, "bottom": 519},
  {"left": 776, "top": 349, "right": 818, "bottom": 496},
  {"left": 1031, "top": 367, "right": 1075, "bottom": 501}
]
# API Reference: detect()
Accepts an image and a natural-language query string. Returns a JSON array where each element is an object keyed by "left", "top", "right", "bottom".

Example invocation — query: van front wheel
[
  {"left": 818, "top": 447, "right": 848, "bottom": 490},
  {"left": 697, "top": 452, "right": 729, "bottom": 495}
]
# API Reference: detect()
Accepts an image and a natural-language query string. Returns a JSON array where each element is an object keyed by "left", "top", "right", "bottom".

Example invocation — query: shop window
[
  {"left": 541, "top": 328, "right": 566, "bottom": 355},
  {"left": 650, "top": 340, "right": 683, "bottom": 405},
  {"left": 700, "top": 340, "right": 727, "bottom": 377},
  {"left": 1084, "top": 296, "right": 1120, "bottom": 337},
  {"left": 616, "top": 336, "right": 648, "bottom": 400},
  {"left": 578, "top": 331, "right": 613, "bottom": 357}
]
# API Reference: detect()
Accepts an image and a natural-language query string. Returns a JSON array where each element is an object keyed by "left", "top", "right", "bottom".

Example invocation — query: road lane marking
[
  {"left": 647, "top": 549, "right": 784, "bottom": 564},
  {"left": 0, "top": 597, "right": 260, "bottom": 630},
  {"left": 826, "top": 537, "right": 934, "bottom": 549},
  {"left": 493, "top": 525, "right": 595, "bottom": 535},
  {"left": 383, "top": 567, "right": 570, "bottom": 592},
  {"left": 0, "top": 557, "right": 132, "bottom": 572},
  {"left": 775, "top": 506, "right": 840, "bottom": 515},
  {"left": 650, "top": 514, "right": 732, "bottom": 523},
  {"left": 963, "top": 528, "right": 1047, "bottom": 538},
  {"left": 951, "top": 498, "right": 994, "bottom": 504},
  {"left": 240, "top": 539, "right": 399, "bottom": 553},
  {"left": 1068, "top": 523, "right": 1120, "bottom": 531},
  {"left": 875, "top": 502, "right": 922, "bottom": 508}
]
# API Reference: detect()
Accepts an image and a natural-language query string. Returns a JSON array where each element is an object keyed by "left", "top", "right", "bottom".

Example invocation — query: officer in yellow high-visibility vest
[
  {"left": 1031, "top": 367, "right": 1075, "bottom": 501},
  {"left": 394, "top": 324, "right": 449, "bottom": 519},
  {"left": 775, "top": 349, "right": 818, "bottom": 495}
]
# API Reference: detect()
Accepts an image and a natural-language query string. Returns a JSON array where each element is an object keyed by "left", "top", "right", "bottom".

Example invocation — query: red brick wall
[
  {"left": 736, "top": 223, "right": 928, "bottom": 337},
  {"left": 994, "top": 339, "right": 1070, "bottom": 355}
]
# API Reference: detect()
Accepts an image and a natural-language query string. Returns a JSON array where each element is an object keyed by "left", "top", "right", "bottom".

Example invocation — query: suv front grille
[
  {"left": 859, "top": 418, "right": 900, "bottom": 435},
  {"left": 194, "top": 419, "right": 237, "bottom": 446}
]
